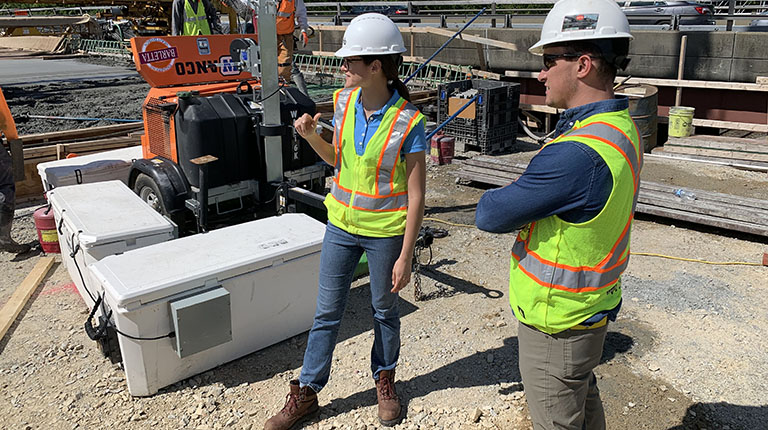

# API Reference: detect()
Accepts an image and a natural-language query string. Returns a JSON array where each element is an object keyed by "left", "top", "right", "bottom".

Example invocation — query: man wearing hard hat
[{"left": 476, "top": 0, "right": 642, "bottom": 428}]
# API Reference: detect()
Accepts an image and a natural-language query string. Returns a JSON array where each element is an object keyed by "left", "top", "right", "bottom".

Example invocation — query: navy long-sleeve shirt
[
  {"left": 476, "top": 98, "right": 630, "bottom": 325},
  {"left": 476, "top": 98, "right": 629, "bottom": 232}
]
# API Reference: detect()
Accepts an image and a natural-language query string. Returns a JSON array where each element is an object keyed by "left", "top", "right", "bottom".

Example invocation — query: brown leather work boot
[
  {"left": 375, "top": 369, "right": 402, "bottom": 426},
  {"left": 264, "top": 380, "right": 319, "bottom": 430}
]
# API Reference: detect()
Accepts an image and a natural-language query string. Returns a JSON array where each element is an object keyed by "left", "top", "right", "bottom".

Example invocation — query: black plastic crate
[{"left": 437, "top": 79, "right": 520, "bottom": 154}]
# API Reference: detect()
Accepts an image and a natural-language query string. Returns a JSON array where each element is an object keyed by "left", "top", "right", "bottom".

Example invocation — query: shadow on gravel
[
  {"left": 322, "top": 336, "right": 524, "bottom": 421},
  {"left": 186, "top": 281, "right": 419, "bottom": 391},
  {"left": 318, "top": 330, "right": 637, "bottom": 421},
  {"left": 418, "top": 261, "right": 504, "bottom": 300},
  {"left": 668, "top": 402, "right": 768, "bottom": 430}
]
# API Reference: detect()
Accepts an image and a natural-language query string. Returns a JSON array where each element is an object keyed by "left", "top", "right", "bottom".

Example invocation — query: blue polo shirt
[{"left": 333, "top": 89, "right": 427, "bottom": 156}]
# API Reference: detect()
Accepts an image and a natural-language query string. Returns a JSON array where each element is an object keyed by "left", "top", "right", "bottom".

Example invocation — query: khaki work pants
[
  {"left": 277, "top": 33, "right": 294, "bottom": 82},
  {"left": 518, "top": 320, "right": 608, "bottom": 430}
]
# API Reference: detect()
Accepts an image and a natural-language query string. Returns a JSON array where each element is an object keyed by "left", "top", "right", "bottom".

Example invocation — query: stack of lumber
[
  {"left": 653, "top": 135, "right": 768, "bottom": 170},
  {"left": 16, "top": 123, "right": 143, "bottom": 200},
  {"left": 457, "top": 155, "right": 768, "bottom": 237}
]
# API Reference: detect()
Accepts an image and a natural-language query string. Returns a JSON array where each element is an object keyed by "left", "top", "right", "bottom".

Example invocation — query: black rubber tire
[{"left": 133, "top": 173, "right": 169, "bottom": 216}]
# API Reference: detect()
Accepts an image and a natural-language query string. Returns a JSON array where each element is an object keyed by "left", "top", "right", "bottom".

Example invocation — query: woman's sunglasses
[{"left": 341, "top": 57, "right": 365, "bottom": 68}]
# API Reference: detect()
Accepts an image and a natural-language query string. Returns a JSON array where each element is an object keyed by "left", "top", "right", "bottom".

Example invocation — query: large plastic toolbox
[
  {"left": 48, "top": 180, "right": 176, "bottom": 317},
  {"left": 437, "top": 79, "right": 520, "bottom": 154},
  {"left": 88, "top": 213, "right": 325, "bottom": 396},
  {"left": 36, "top": 145, "right": 142, "bottom": 191}
]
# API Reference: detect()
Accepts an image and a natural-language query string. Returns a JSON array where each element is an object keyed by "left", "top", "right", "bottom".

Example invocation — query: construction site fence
[
  {"left": 72, "top": 38, "right": 132, "bottom": 58},
  {"left": 294, "top": 54, "right": 473, "bottom": 89}
]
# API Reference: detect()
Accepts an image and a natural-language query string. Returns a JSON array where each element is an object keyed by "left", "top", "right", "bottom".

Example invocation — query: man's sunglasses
[{"left": 542, "top": 53, "right": 583, "bottom": 71}]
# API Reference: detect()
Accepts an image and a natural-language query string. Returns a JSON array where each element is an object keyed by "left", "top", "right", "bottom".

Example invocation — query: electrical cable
[
  {"left": 424, "top": 216, "right": 474, "bottom": 228},
  {"left": 63, "top": 220, "right": 174, "bottom": 341},
  {"left": 257, "top": 82, "right": 286, "bottom": 103},
  {"left": 630, "top": 252, "right": 765, "bottom": 266}
]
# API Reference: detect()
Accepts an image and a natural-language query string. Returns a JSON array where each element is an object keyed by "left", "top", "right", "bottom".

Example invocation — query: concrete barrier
[{"left": 311, "top": 26, "right": 768, "bottom": 83}]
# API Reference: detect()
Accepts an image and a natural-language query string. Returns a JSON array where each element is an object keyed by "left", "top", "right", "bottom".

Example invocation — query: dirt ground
[{"left": 2, "top": 73, "right": 768, "bottom": 430}]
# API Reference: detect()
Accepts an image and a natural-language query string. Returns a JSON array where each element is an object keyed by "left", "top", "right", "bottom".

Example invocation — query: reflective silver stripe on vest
[
  {"left": 513, "top": 121, "right": 640, "bottom": 291},
  {"left": 330, "top": 183, "right": 409, "bottom": 211},
  {"left": 277, "top": 11, "right": 293, "bottom": 17},
  {"left": 376, "top": 102, "right": 418, "bottom": 196},
  {"left": 185, "top": 15, "right": 206, "bottom": 23},
  {"left": 333, "top": 88, "right": 355, "bottom": 171}
]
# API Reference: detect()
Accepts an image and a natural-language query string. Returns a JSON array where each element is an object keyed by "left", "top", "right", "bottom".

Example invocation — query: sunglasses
[
  {"left": 542, "top": 53, "right": 583, "bottom": 71},
  {"left": 341, "top": 57, "right": 365, "bottom": 68}
]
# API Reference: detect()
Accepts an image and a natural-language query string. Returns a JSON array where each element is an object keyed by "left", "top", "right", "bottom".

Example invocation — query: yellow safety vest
[
  {"left": 183, "top": 0, "right": 211, "bottom": 36},
  {"left": 509, "top": 109, "right": 643, "bottom": 334},
  {"left": 325, "top": 87, "right": 424, "bottom": 237},
  {"left": 276, "top": 0, "right": 296, "bottom": 35}
]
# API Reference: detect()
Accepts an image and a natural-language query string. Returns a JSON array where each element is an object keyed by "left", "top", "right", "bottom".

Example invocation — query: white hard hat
[
  {"left": 335, "top": 13, "right": 407, "bottom": 57},
  {"left": 529, "top": 0, "right": 633, "bottom": 55}
]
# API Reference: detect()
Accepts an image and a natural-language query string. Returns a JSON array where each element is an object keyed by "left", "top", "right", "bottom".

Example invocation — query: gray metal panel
[{"left": 170, "top": 287, "right": 232, "bottom": 358}]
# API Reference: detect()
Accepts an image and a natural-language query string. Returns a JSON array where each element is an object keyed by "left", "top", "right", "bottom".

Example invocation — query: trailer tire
[{"left": 134, "top": 173, "right": 169, "bottom": 216}]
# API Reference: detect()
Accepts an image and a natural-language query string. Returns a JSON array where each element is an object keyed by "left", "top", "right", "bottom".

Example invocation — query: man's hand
[
  {"left": 294, "top": 112, "right": 321, "bottom": 140},
  {"left": 301, "top": 29, "right": 309, "bottom": 48}
]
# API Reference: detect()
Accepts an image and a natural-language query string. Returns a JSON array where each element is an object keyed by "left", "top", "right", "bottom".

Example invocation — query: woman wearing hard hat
[
  {"left": 476, "top": 0, "right": 641, "bottom": 429},
  {"left": 265, "top": 13, "right": 426, "bottom": 430}
]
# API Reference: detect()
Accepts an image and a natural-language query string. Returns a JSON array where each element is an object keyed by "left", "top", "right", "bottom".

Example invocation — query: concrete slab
[{"left": 0, "top": 58, "right": 137, "bottom": 85}]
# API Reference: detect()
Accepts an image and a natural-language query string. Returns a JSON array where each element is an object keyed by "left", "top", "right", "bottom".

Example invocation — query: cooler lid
[
  {"left": 47, "top": 180, "right": 174, "bottom": 247},
  {"left": 90, "top": 214, "right": 326, "bottom": 308},
  {"left": 37, "top": 146, "right": 142, "bottom": 181}
]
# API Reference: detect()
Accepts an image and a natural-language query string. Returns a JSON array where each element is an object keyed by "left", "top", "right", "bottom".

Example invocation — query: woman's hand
[
  {"left": 294, "top": 112, "right": 321, "bottom": 140},
  {"left": 391, "top": 255, "right": 412, "bottom": 293}
]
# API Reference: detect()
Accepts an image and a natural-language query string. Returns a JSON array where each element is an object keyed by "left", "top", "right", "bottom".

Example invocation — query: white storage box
[
  {"left": 89, "top": 213, "right": 326, "bottom": 396},
  {"left": 48, "top": 180, "right": 176, "bottom": 315},
  {"left": 37, "top": 146, "right": 142, "bottom": 191}
]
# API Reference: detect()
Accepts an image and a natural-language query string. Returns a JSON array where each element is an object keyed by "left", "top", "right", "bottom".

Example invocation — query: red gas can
[
  {"left": 33, "top": 206, "right": 60, "bottom": 253},
  {"left": 430, "top": 133, "right": 455, "bottom": 165}
]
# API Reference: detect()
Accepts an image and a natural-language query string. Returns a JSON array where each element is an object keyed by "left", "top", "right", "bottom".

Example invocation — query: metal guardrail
[
  {"left": 74, "top": 38, "right": 131, "bottom": 57},
  {"left": 294, "top": 53, "right": 472, "bottom": 89}
]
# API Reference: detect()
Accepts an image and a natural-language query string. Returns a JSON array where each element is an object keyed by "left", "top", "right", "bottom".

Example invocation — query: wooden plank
[
  {"left": 640, "top": 181, "right": 768, "bottom": 211},
  {"left": 646, "top": 150, "right": 768, "bottom": 172},
  {"left": 14, "top": 161, "right": 44, "bottom": 200},
  {"left": 423, "top": 27, "right": 520, "bottom": 51},
  {"left": 0, "top": 257, "right": 55, "bottom": 341},
  {"left": 657, "top": 116, "right": 768, "bottom": 133},
  {"left": 23, "top": 136, "right": 141, "bottom": 160},
  {"left": 662, "top": 145, "right": 768, "bottom": 162},
  {"left": 20, "top": 123, "right": 143, "bottom": 146},
  {"left": 636, "top": 203, "right": 768, "bottom": 236},
  {"left": 638, "top": 189, "right": 768, "bottom": 225},
  {"left": 666, "top": 136, "right": 768, "bottom": 153}
]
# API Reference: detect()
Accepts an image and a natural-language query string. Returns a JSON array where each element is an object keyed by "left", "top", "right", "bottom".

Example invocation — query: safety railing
[
  {"left": 73, "top": 38, "right": 132, "bottom": 58},
  {"left": 294, "top": 53, "right": 473, "bottom": 89}
]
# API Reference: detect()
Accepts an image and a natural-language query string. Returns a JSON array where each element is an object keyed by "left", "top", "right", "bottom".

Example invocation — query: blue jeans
[{"left": 299, "top": 222, "right": 403, "bottom": 393}]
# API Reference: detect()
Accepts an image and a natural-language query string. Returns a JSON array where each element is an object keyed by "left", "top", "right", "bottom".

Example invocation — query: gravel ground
[{"left": 2, "top": 71, "right": 768, "bottom": 430}]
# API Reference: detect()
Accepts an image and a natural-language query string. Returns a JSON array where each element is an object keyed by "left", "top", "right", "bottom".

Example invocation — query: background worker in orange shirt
[
  {"left": 276, "top": 0, "right": 309, "bottom": 86},
  {"left": 0, "top": 88, "right": 30, "bottom": 254}
]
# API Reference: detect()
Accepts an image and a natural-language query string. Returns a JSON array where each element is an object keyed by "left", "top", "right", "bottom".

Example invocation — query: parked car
[
  {"left": 747, "top": 11, "right": 768, "bottom": 31},
  {"left": 341, "top": 5, "right": 420, "bottom": 24},
  {"left": 619, "top": 0, "right": 715, "bottom": 26}
]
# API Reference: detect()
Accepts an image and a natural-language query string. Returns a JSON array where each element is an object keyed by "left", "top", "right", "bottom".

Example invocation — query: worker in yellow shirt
[{"left": 171, "top": 0, "right": 222, "bottom": 36}]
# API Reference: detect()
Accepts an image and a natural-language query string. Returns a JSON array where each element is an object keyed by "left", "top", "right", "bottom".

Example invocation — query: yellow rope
[
  {"left": 422, "top": 217, "right": 765, "bottom": 267},
  {"left": 630, "top": 252, "right": 764, "bottom": 266},
  {"left": 423, "top": 216, "right": 475, "bottom": 228}
]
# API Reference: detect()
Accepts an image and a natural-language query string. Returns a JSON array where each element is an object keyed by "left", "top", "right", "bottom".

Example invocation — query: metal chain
[{"left": 412, "top": 245, "right": 425, "bottom": 301}]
